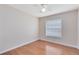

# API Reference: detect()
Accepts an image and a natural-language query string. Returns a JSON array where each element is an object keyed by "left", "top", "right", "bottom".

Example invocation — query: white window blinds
[{"left": 46, "top": 19, "right": 62, "bottom": 38}]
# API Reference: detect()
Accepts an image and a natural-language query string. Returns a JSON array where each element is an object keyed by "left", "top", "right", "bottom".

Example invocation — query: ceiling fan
[{"left": 40, "top": 4, "right": 48, "bottom": 13}]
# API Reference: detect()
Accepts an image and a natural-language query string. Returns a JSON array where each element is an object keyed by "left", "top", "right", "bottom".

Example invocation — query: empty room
[{"left": 0, "top": 4, "right": 79, "bottom": 55}]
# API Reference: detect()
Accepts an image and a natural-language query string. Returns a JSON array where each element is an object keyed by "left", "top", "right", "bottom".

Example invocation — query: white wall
[
  {"left": 0, "top": 5, "right": 39, "bottom": 53},
  {"left": 39, "top": 10, "right": 78, "bottom": 48}
]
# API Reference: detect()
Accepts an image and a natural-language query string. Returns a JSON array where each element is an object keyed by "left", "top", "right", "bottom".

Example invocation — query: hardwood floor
[{"left": 1, "top": 40, "right": 79, "bottom": 55}]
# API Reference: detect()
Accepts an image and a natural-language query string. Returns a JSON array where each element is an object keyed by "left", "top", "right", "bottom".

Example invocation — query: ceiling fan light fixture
[
  {"left": 41, "top": 7, "right": 46, "bottom": 12},
  {"left": 40, "top": 4, "right": 47, "bottom": 13}
]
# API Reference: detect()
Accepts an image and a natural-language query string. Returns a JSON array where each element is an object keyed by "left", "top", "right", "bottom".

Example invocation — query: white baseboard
[
  {"left": 77, "top": 46, "right": 79, "bottom": 49},
  {"left": 41, "top": 39, "right": 78, "bottom": 49},
  {"left": 0, "top": 39, "right": 39, "bottom": 54}
]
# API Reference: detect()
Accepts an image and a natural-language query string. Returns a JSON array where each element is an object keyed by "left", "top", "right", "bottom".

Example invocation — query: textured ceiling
[{"left": 9, "top": 4, "right": 79, "bottom": 17}]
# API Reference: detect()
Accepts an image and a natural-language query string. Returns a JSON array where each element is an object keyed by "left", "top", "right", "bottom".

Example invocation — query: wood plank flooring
[{"left": 1, "top": 40, "right": 79, "bottom": 55}]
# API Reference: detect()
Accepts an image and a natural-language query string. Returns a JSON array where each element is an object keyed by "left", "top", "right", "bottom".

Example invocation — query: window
[{"left": 46, "top": 19, "right": 62, "bottom": 38}]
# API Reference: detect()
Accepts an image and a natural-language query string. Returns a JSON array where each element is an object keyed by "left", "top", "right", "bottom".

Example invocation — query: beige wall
[
  {"left": 39, "top": 10, "right": 78, "bottom": 47},
  {"left": 77, "top": 9, "right": 79, "bottom": 49},
  {"left": 0, "top": 5, "right": 39, "bottom": 53}
]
